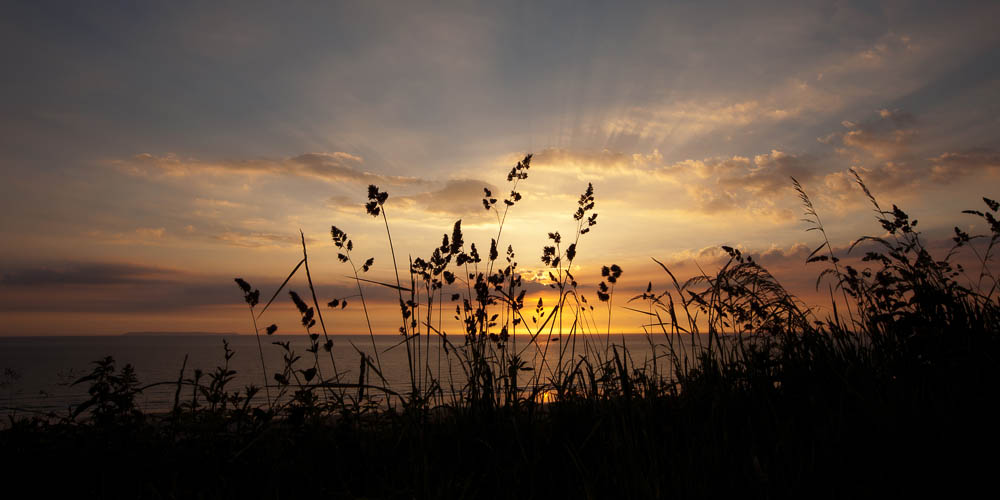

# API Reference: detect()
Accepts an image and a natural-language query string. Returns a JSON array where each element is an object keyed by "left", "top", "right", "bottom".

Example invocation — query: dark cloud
[
  {"left": 399, "top": 179, "right": 499, "bottom": 217},
  {"left": 822, "top": 109, "right": 918, "bottom": 160},
  {"left": 930, "top": 149, "right": 1000, "bottom": 183},
  {"left": 819, "top": 110, "right": 1000, "bottom": 197},
  {"left": 817, "top": 109, "right": 922, "bottom": 198},
  {"left": 1, "top": 262, "right": 176, "bottom": 286},
  {"left": 841, "top": 109, "right": 917, "bottom": 159},
  {"left": 287, "top": 153, "right": 427, "bottom": 186},
  {"left": 117, "top": 152, "right": 428, "bottom": 187},
  {"left": 0, "top": 261, "right": 401, "bottom": 313}
]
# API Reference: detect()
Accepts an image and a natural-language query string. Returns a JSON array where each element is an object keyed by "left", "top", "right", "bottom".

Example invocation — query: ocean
[{"left": 0, "top": 333, "right": 698, "bottom": 414}]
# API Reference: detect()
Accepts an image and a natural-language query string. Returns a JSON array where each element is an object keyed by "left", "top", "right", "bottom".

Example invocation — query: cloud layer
[
  {"left": 3, "top": 2, "right": 1000, "bottom": 335},
  {"left": 116, "top": 152, "right": 427, "bottom": 186}
]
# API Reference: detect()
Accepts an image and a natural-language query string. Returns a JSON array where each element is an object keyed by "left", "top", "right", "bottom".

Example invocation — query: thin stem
[
  {"left": 247, "top": 308, "right": 272, "bottom": 410},
  {"left": 300, "top": 230, "right": 338, "bottom": 386},
  {"left": 347, "top": 253, "right": 383, "bottom": 375},
  {"left": 379, "top": 207, "right": 416, "bottom": 396}
]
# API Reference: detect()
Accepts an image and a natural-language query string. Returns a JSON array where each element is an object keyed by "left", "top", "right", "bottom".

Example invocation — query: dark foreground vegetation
[{"left": 3, "top": 158, "right": 999, "bottom": 498}]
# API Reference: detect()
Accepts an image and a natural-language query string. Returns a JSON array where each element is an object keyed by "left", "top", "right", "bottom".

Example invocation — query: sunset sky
[{"left": 2, "top": 1, "right": 999, "bottom": 335}]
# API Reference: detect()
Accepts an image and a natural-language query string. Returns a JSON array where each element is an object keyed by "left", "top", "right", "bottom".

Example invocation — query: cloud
[
  {"left": 530, "top": 147, "right": 811, "bottom": 219},
  {"left": 213, "top": 230, "right": 310, "bottom": 248},
  {"left": 604, "top": 87, "right": 836, "bottom": 143},
  {"left": 135, "top": 227, "right": 166, "bottom": 239},
  {"left": 599, "top": 29, "right": 936, "bottom": 151},
  {"left": 620, "top": 99, "right": 796, "bottom": 129},
  {"left": 81, "top": 224, "right": 312, "bottom": 249},
  {"left": 818, "top": 161, "right": 917, "bottom": 211},
  {"left": 650, "top": 242, "right": 813, "bottom": 275},
  {"left": 818, "top": 110, "right": 1000, "bottom": 199},
  {"left": 325, "top": 178, "right": 500, "bottom": 222},
  {"left": 929, "top": 149, "right": 1000, "bottom": 183},
  {"left": 817, "top": 33, "right": 917, "bottom": 78},
  {"left": 834, "top": 109, "right": 918, "bottom": 160},
  {"left": 396, "top": 179, "right": 501, "bottom": 218},
  {"left": 815, "top": 109, "right": 922, "bottom": 200},
  {"left": 602, "top": 57, "right": 861, "bottom": 147},
  {"left": 80, "top": 227, "right": 170, "bottom": 246},
  {"left": 668, "top": 150, "right": 814, "bottom": 218},
  {"left": 194, "top": 198, "right": 246, "bottom": 209},
  {"left": 707, "top": 150, "right": 814, "bottom": 194},
  {"left": 115, "top": 152, "right": 428, "bottom": 186},
  {"left": 0, "top": 261, "right": 401, "bottom": 313},
  {"left": 627, "top": 230, "right": 994, "bottom": 311},
  {"left": 598, "top": 242, "right": 821, "bottom": 310},
  {"left": 532, "top": 148, "right": 666, "bottom": 180},
  {"left": 1, "top": 262, "right": 175, "bottom": 286}
]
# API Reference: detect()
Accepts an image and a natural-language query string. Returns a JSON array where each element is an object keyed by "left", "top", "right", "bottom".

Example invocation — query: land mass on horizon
[{"left": 121, "top": 331, "right": 241, "bottom": 336}]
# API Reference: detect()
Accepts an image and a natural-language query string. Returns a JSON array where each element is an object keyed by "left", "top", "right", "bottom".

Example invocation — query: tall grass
[{"left": 4, "top": 157, "right": 999, "bottom": 498}]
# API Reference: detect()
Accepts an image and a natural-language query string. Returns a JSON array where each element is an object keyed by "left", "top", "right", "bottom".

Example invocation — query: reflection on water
[{"left": 0, "top": 334, "right": 716, "bottom": 413}]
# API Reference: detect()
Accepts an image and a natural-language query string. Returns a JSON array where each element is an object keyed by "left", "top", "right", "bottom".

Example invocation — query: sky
[{"left": 1, "top": 0, "right": 999, "bottom": 336}]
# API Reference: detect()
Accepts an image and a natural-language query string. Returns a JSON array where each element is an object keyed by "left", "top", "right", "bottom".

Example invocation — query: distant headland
[{"left": 121, "top": 331, "right": 241, "bottom": 336}]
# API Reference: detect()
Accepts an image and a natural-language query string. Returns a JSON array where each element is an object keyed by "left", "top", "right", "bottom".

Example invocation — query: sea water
[{"left": 0, "top": 333, "right": 703, "bottom": 414}]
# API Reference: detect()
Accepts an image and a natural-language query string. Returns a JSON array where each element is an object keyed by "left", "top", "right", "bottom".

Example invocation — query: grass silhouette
[{"left": 2, "top": 156, "right": 998, "bottom": 498}]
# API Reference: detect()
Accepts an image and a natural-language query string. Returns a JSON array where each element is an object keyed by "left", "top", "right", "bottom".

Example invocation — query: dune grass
[{"left": 2, "top": 157, "right": 999, "bottom": 498}]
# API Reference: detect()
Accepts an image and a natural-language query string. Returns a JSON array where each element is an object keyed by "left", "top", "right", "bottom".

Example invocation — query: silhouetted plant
[
  {"left": 234, "top": 277, "right": 271, "bottom": 408},
  {"left": 72, "top": 357, "right": 142, "bottom": 426},
  {"left": 331, "top": 225, "right": 382, "bottom": 374},
  {"left": 12, "top": 153, "right": 1000, "bottom": 499}
]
